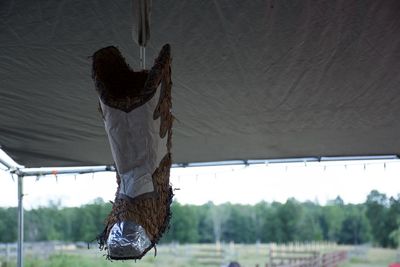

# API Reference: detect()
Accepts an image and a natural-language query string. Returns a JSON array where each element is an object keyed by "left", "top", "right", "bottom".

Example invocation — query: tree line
[{"left": 0, "top": 190, "right": 399, "bottom": 248}]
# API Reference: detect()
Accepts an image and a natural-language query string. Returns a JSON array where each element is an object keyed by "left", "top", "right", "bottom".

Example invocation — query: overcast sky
[{"left": 0, "top": 159, "right": 399, "bottom": 209}]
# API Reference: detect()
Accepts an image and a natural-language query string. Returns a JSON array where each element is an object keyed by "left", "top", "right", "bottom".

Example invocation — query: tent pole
[{"left": 17, "top": 174, "right": 24, "bottom": 267}]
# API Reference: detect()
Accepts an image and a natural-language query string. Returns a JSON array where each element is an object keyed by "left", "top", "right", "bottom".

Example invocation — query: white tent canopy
[{"left": 1, "top": 0, "right": 400, "bottom": 168}]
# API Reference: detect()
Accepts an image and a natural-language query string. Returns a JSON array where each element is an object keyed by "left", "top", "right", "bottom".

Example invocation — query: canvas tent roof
[{"left": 0, "top": 0, "right": 400, "bottom": 168}]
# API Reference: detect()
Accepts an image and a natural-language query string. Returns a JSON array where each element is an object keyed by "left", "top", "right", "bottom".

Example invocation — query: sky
[{"left": 0, "top": 159, "right": 399, "bottom": 209}]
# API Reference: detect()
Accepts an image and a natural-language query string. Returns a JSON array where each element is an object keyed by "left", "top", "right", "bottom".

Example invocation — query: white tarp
[{"left": 0, "top": 0, "right": 399, "bottom": 167}]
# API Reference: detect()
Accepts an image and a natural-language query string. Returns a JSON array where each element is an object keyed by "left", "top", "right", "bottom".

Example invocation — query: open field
[
  {"left": 338, "top": 246, "right": 399, "bottom": 267},
  {"left": 0, "top": 243, "right": 398, "bottom": 267}
]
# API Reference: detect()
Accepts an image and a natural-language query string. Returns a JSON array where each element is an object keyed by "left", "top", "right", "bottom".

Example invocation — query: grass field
[
  {"left": 338, "top": 246, "right": 399, "bottom": 267},
  {"left": 1, "top": 243, "right": 398, "bottom": 267}
]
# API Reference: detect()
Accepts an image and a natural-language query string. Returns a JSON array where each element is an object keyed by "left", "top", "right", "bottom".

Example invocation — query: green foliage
[
  {"left": 365, "top": 190, "right": 400, "bottom": 248},
  {"left": 163, "top": 202, "right": 199, "bottom": 243},
  {"left": 0, "top": 207, "right": 17, "bottom": 242},
  {"left": 196, "top": 203, "right": 214, "bottom": 243},
  {"left": 0, "top": 191, "right": 399, "bottom": 246},
  {"left": 320, "top": 204, "right": 345, "bottom": 241},
  {"left": 297, "top": 202, "right": 323, "bottom": 241},
  {"left": 223, "top": 204, "right": 257, "bottom": 243},
  {"left": 386, "top": 196, "right": 400, "bottom": 248},
  {"left": 277, "top": 199, "right": 303, "bottom": 242},
  {"left": 260, "top": 202, "right": 283, "bottom": 242},
  {"left": 337, "top": 205, "right": 371, "bottom": 244},
  {"left": 0, "top": 198, "right": 112, "bottom": 243}
]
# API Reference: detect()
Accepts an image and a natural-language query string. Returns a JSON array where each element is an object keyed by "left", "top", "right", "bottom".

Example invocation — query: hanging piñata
[{"left": 91, "top": 44, "right": 173, "bottom": 260}]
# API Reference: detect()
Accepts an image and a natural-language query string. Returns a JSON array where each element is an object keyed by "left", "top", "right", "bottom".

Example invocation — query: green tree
[
  {"left": 25, "top": 207, "right": 62, "bottom": 241},
  {"left": 260, "top": 202, "right": 283, "bottom": 243},
  {"left": 196, "top": 203, "right": 215, "bottom": 243},
  {"left": 366, "top": 190, "right": 390, "bottom": 247},
  {"left": 0, "top": 207, "right": 17, "bottom": 242},
  {"left": 386, "top": 196, "right": 400, "bottom": 248},
  {"left": 277, "top": 199, "right": 303, "bottom": 242},
  {"left": 164, "top": 202, "right": 199, "bottom": 243},
  {"left": 319, "top": 203, "right": 345, "bottom": 242},
  {"left": 210, "top": 203, "right": 230, "bottom": 243},
  {"left": 223, "top": 204, "right": 256, "bottom": 243},
  {"left": 338, "top": 205, "right": 371, "bottom": 245},
  {"left": 297, "top": 202, "right": 323, "bottom": 241}
]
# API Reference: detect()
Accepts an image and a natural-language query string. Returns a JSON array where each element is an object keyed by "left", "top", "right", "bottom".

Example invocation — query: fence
[
  {"left": 255, "top": 242, "right": 347, "bottom": 267},
  {"left": 0, "top": 242, "right": 348, "bottom": 267},
  {"left": 268, "top": 248, "right": 319, "bottom": 267},
  {"left": 321, "top": 251, "right": 347, "bottom": 267},
  {"left": 0, "top": 242, "right": 84, "bottom": 261}
]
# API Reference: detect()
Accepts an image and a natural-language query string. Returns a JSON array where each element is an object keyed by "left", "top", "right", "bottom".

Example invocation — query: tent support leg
[{"left": 17, "top": 174, "right": 24, "bottom": 267}]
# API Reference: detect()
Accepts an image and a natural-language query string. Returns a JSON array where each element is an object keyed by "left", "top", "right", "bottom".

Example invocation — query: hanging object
[
  {"left": 132, "top": 0, "right": 151, "bottom": 47},
  {"left": 132, "top": 0, "right": 152, "bottom": 69},
  {"left": 92, "top": 43, "right": 173, "bottom": 260}
]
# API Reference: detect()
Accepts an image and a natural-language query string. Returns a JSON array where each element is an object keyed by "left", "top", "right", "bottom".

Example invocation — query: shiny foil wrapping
[{"left": 107, "top": 221, "right": 151, "bottom": 259}]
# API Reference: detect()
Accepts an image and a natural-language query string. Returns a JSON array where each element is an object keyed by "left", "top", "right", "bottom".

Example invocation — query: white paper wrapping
[{"left": 99, "top": 88, "right": 167, "bottom": 199}]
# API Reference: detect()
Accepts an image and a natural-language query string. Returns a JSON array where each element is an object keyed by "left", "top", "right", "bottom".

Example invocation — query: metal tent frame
[
  {"left": 0, "top": 149, "right": 115, "bottom": 267},
  {"left": 1, "top": 147, "right": 399, "bottom": 267}
]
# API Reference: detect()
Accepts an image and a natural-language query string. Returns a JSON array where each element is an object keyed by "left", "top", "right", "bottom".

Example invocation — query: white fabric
[{"left": 99, "top": 88, "right": 167, "bottom": 199}]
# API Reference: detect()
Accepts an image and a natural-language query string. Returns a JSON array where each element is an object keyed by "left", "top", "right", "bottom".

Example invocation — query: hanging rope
[{"left": 132, "top": 0, "right": 152, "bottom": 69}]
